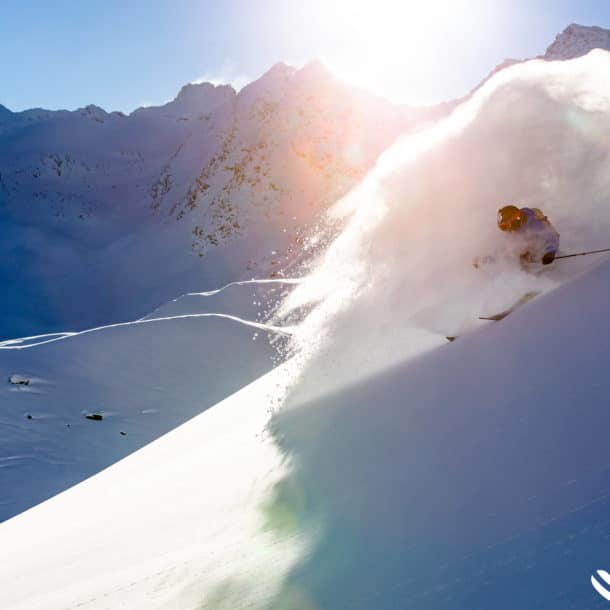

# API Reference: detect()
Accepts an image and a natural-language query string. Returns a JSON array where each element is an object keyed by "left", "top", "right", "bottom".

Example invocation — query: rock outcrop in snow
[{"left": 544, "top": 23, "right": 610, "bottom": 60}]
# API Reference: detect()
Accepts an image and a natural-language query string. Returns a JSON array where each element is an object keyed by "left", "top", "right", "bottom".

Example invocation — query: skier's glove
[{"left": 542, "top": 251, "right": 555, "bottom": 265}]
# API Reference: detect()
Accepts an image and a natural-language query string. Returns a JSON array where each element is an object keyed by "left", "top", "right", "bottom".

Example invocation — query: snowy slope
[
  {"left": 1, "top": 244, "right": 610, "bottom": 609},
  {"left": 2, "top": 48, "right": 610, "bottom": 610},
  {"left": 0, "top": 281, "right": 292, "bottom": 521},
  {"left": 0, "top": 362, "right": 304, "bottom": 610},
  {"left": 268, "top": 256, "right": 610, "bottom": 610}
]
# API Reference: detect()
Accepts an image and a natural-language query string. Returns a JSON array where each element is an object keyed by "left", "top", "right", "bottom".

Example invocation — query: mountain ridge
[
  {"left": 545, "top": 22, "right": 610, "bottom": 60},
  {"left": 3, "top": 23, "right": 610, "bottom": 119},
  {"left": 0, "top": 59, "right": 420, "bottom": 338}
]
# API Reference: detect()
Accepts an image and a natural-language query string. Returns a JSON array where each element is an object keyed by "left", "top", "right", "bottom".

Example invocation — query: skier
[{"left": 496, "top": 205, "right": 560, "bottom": 266}]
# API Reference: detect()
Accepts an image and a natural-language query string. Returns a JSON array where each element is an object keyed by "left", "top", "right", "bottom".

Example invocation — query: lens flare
[{"left": 301, "top": 0, "right": 483, "bottom": 103}]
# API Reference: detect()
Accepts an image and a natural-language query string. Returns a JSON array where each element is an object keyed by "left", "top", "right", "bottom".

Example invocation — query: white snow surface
[
  {"left": 0, "top": 280, "right": 292, "bottom": 521},
  {"left": 2, "top": 50, "right": 610, "bottom": 609},
  {"left": 0, "top": 362, "right": 306, "bottom": 610}
]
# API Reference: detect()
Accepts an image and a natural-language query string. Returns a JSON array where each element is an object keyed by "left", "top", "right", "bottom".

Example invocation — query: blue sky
[{"left": 2, "top": 0, "right": 610, "bottom": 113}]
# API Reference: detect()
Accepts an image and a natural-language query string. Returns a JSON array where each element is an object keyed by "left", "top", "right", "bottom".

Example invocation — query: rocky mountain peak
[{"left": 544, "top": 23, "right": 610, "bottom": 60}]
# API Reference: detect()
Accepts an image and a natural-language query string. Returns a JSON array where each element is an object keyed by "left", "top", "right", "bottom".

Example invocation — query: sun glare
[{"left": 304, "top": 0, "right": 475, "bottom": 104}]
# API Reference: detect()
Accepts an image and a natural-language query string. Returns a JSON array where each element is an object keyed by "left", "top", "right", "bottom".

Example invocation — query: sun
[{"left": 301, "top": 0, "right": 476, "bottom": 104}]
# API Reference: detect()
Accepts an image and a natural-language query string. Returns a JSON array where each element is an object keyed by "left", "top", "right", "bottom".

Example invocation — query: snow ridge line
[
  {"left": 186, "top": 277, "right": 302, "bottom": 297},
  {"left": 0, "top": 313, "right": 294, "bottom": 350},
  {"left": 0, "top": 332, "right": 77, "bottom": 347}
]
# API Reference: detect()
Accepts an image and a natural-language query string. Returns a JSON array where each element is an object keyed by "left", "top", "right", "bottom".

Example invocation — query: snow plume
[{"left": 279, "top": 49, "right": 610, "bottom": 404}]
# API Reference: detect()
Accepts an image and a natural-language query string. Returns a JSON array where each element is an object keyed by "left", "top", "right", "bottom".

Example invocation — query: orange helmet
[{"left": 497, "top": 205, "right": 524, "bottom": 231}]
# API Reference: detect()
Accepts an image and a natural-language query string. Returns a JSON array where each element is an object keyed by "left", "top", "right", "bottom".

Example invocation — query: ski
[{"left": 478, "top": 291, "right": 540, "bottom": 322}]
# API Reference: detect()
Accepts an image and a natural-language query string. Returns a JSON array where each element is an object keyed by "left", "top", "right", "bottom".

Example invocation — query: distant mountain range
[
  {"left": 0, "top": 61, "right": 428, "bottom": 338},
  {"left": 0, "top": 24, "right": 608, "bottom": 338}
]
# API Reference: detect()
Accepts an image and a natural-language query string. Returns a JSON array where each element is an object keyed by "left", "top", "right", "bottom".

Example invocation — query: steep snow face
[
  {"left": 545, "top": 23, "right": 610, "bottom": 60},
  {"left": 267, "top": 256, "right": 610, "bottom": 610},
  {"left": 0, "top": 63, "right": 416, "bottom": 339},
  {"left": 279, "top": 49, "right": 610, "bottom": 403},
  {"left": 261, "top": 50, "right": 610, "bottom": 609}
]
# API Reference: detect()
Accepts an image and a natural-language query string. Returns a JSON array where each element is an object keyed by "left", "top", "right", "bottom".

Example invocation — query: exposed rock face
[{"left": 544, "top": 23, "right": 610, "bottom": 61}]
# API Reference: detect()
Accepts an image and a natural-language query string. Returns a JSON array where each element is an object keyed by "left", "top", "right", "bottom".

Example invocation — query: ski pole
[{"left": 555, "top": 247, "right": 610, "bottom": 260}]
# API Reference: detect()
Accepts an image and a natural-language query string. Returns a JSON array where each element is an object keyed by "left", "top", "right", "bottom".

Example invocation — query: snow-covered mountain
[
  {"left": 3, "top": 24, "right": 607, "bottom": 342},
  {"left": 0, "top": 61, "right": 427, "bottom": 339},
  {"left": 3, "top": 26, "right": 610, "bottom": 610}
]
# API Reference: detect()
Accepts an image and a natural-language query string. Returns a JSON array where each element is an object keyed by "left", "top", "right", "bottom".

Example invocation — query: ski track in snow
[
  {"left": 0, "top": 332, "right": 77, "bottom": 347},
  {"left": 0, "top": 277, "right": 301, "bottom": 350},
  {"left": 0, "top": 312, "right": 294, "bottom": 350},
  {"left": 185, "top": 277, "right": 302, "bottom": 298}
]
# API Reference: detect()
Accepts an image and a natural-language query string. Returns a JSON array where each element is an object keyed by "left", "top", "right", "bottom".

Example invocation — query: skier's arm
[{"left": 541, "top": 224, "right": 560, "bottom": 264}]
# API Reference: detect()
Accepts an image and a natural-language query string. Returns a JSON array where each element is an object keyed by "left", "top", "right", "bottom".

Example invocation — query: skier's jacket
[{"left": 511, "top": 207, "right": 560, "bottom": 265}]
